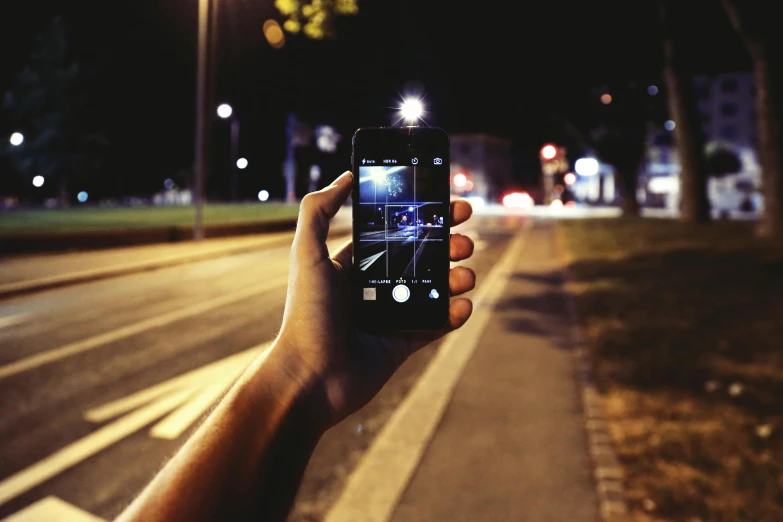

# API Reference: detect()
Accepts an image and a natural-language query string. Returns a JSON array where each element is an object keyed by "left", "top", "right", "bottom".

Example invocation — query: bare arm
[
  {"left": 116, "top": 343, "right": 328, "bottom": 522},
  {"left": 116, "top": 172, "right": 475, "bottom": 521}
]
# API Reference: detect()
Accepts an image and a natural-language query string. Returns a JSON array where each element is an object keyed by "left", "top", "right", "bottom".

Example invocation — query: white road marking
[
  {"left": 0, "top": 276, "right": 286, "bottom": 380},
  {"left": 324, "top": 221, "right": 532, "bottom": 522},
  {"left": 0, "top": 314, "right": 28, "bottom": 331},
  {"left": 0, "top": 342, "right": 271, "bottom": 507},
  {"left": 0, "top": 496, "right": 105, "bottom": 522},
  {"left": 359, "top": 251, "right": 386, "bottom": 271}
]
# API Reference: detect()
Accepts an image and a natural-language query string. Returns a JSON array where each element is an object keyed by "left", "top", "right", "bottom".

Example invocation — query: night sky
[{"left": 0, "top": 0, "right": 750, "bottom": 200}]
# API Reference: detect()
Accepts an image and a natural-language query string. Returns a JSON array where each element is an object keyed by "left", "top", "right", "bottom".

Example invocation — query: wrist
[{"left": 244, "top": 337, "right": 332, "bottom": 436}]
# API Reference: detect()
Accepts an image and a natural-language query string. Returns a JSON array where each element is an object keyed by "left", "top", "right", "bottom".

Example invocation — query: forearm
[{"left": 116, "top": 340, "right": 329, "bottom": 522}]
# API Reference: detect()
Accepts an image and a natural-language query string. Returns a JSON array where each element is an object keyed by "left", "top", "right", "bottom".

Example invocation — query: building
[
  {"left": 641, "top": 72, "right": 761, "bottom": 212},
  {"left": 449, "top": 134, "right": 513, "bottom": 203}
]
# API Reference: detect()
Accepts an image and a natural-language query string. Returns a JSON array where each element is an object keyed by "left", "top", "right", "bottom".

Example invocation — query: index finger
[{"left": 450, "top": 199, "right": 473, "bottom": 227}]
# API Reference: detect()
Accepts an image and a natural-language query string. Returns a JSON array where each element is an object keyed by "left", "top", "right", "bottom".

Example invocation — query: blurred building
[
  {"left": 641, "top": 72, "right": 761, "bottom": 213},
  {"left": 450, "top": 134, "right": 513, "bottom": 203}
]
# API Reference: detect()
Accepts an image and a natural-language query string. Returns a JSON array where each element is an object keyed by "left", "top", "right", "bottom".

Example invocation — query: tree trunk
[
  {"left": 752, "top": 47, "right": 783, "bottom": 238},
  {"left": 660, "top": 1, "right": 710, "bottom": 223},
  {"left": 722, "top": 0, "right": 783, "bottom": 238},
  {"left": 615, "top": 164, "right": 640, "bottom": 216}
]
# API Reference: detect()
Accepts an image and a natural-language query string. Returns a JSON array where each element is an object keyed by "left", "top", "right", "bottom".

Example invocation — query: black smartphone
[{"left": 351, "top": 126, "right": 451, "bottom": 332}]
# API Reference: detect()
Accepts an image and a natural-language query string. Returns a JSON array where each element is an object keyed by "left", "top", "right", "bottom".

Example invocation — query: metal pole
[
  {"left": 193, "top": 0, "right": 209, "bottom": 240},
  {"left": 230, "top": 118, "right": 239, "bottom": 201},
  {"left": 284, "top": 113, "right": 296, "bottom": 203}
]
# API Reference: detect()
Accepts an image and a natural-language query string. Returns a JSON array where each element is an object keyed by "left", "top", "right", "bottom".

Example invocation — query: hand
[{"left": 275, "top": 171, "right": 476, "bottom": 427}]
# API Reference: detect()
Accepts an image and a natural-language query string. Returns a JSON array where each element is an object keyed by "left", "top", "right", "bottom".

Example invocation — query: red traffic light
[{"left": 540, "top": 144, "right": 557, "bottom": 160}]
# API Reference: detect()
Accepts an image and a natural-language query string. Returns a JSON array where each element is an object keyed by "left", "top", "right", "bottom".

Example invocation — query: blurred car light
[
  {"left": 463, "top": 196, "right": 485, "bottom": 209},
  {"left": 502, "top": 192, "right": 533, "bottom": 208}
]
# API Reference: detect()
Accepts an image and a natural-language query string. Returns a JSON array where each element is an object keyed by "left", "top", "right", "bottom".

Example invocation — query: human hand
[{"left": 275, "top": 171, "right": 475, "bottom": 428}]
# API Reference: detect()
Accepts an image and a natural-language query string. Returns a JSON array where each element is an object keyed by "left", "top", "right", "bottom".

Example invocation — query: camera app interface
[{"left": 357, "top": 160, "right": 448, "bottom": 310}]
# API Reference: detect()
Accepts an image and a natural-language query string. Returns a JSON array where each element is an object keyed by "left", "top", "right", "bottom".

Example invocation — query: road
[{"left": 0, "top": 212, "right": 520, "bottom": 521}]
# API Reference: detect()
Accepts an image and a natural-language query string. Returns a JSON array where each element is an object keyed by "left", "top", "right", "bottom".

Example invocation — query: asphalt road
[{"left": 0, "top": 214, "right": 518, "bottom": 521}]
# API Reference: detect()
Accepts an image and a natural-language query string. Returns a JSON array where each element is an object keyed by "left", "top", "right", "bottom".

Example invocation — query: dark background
[{"left": 0, "top": 0, "right": 751, "bottom": 200}]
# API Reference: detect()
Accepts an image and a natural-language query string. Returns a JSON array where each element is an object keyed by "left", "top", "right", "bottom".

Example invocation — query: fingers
[
  {"left": 450, "top": 199, "right": 473, "bottom": 227},
  {"left": 292, "top": 171, "right": 353, "bottom": 263},
  {"left": 331, "top": 240, "right": 353, "bottom": 270},
  {"left": 449, "top": 266, "right": 476, "bottom": 296},
  {"left": 449, "top": 233, "right": 474, "bottom": 261},
  {"left": 449, "top": 298, "right": 473, "bottom": 329}
]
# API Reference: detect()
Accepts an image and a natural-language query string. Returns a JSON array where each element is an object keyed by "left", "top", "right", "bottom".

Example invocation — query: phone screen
[{"left": 352, "top": 127, "right": 450, "bottom": 331}]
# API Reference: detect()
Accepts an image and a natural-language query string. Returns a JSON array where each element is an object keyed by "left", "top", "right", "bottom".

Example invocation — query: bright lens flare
[
  {"left": 453, "top": 173, "right": 467, "bottom": 187},
  {"left": 400, "top": 98, "right": 424, "bottom": 123}
]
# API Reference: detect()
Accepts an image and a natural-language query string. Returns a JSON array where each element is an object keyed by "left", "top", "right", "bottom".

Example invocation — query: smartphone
[{"left": 351, "top": 127, "right": 451, "bottom": 332}]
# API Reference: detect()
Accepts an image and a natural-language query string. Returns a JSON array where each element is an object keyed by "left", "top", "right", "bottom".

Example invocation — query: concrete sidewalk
[
  {"left": 0, "top": 209, "right": 350, "bottom": 299},
  {"left": 389, "top": 221, "right": 599, "bottom": 521}
]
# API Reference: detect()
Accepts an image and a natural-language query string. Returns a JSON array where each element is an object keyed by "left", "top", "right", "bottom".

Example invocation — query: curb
[
  {"left": 0, "top": 225, "right": 351, "bottom": 300},
  {"left": 555, "top": 228, "right": 629, "bottom": 522}
]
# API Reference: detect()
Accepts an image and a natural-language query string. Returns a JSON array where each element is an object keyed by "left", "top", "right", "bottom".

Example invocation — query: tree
[
  {"left": 704, "top": 142, "right": 741, "bottom": 177},
  {"left": 3, "top": 17, "right": 108, "bottom": 205},
  {"left": 722, "top": 1, "right": 783, "bottom": 238},
  {"left": 275, "top": 0, "right": 359, "bottom": 39},
  {"left": 559, "top": 83, "right": 660, "bottom": 216},
  {"left": 660, "top": 1, "right": 710, "bottom": 223}
]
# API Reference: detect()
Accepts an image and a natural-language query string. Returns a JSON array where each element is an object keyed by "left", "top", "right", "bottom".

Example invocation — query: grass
[
  {"left": 0, "top": 203, "right": 300, "bottom": 236},
  {"left": 558, "top": 218, "right": 783, "bottom": 522}
]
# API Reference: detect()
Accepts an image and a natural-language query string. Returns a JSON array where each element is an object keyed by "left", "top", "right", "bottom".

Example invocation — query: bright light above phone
[{"left": 400, "top": 98, "right": 424, "bottom": 124}]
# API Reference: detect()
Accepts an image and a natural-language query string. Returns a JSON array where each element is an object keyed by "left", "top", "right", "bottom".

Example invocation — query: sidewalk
[
  {"left": 389, "top": 221, "right": 598, "bottom": 521},
  {"left": 325, "top": 220, "right": 601, "bottom": 522},
  {"left": 0, "top": 208, "right": 350, "bottom": 299}
]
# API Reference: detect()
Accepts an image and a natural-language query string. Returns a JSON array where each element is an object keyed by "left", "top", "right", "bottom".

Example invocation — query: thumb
[{"left": 292, "top": 171, "right": 353, "bottom": 263}]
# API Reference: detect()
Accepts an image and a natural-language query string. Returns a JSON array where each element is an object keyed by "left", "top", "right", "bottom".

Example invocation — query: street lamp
[
  {"left": 217, "top": 103, "right": 233, "bottom": 119},
  {"left": 9, "top": 132, "right": 24, "bottom": 146},
  {"left": 575, "top": 158, "right": 599, "bottom": 176}
]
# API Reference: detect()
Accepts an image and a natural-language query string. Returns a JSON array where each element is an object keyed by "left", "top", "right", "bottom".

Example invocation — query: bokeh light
[
  {"left": 600, "top": 93, "right": 612, "bottom": 104},
  {"left": 217, "top": 104, "right": 233, "bottom": 119},
  {"left": 9, "top": 132, "right": 24, "bottom": 146},
  {"left": 237, "top": 158, "right": 248, "bottom": 169},
  {"left": 258, "top": 190, "right": 270, "bottom": 202},
  {"left": 32, "top": 175, "right": 44, "bottom": 187},
  {"left": 77, "top": 191, "right": 88, "bottom": 203}
]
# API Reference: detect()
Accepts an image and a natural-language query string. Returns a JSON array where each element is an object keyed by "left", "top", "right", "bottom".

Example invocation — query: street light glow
[
  {"left": 575, "top": 157, "right": 599, "bottom": 176},
  {"left": 237, "top": 157, "right": 248, "bottom": 169},
  {"left": 453, "top": 173, "right": 467, "bottom": 187},
  {"left": 540, "top": 144, "right": 557, "bottom": 160},
  {"left": 32, "top": 175, "right": 44, "bottom": 187},
  {"left": 400, "top": 98, "right": 424, "bottom": 123},
  {"left": 9, "top": 132, "right": 24, "bottom": 146},
  {"left": 258, "top": 190, "right": 269, "bottom": 202},
  {"left": 217, "top": 103, "right": 233, "bottom": 119}
]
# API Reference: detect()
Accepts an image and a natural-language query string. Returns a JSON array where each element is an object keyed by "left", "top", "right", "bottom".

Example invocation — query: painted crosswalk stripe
[
  {"left": 0, "top": 342, "right": 271, "bottom": 506},
  {"left": 359, "top": 251, "right": 386, "bottom": 271},
  {"left": 0, "top": 496, "right": 105, "bottom": 522}
]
